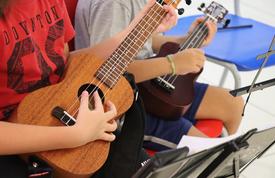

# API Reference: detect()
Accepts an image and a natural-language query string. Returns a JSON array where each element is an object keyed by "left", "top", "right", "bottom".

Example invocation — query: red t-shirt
[{"left": 0, "top": 0, "right": 75, "bottom": 119}]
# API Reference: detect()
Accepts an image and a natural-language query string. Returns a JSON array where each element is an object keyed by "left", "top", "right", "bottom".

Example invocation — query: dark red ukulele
[{"left": 138, "top": 2, "right": 228, "bottom": 119}]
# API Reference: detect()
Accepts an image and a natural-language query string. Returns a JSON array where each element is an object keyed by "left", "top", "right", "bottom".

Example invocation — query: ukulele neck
[
  {"left": 179, "top": 16, "right": 214, "bottom": 51},
  {"left": 96, "top": 2, "right": 167, "bottom": 88}
]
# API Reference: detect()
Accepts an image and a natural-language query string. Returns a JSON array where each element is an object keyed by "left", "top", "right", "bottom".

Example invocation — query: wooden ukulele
[
  {"left": 138, "top": 2, "right": 228, "bottom": 119},
  {"left": 8, "top": 0, "right": 181, "bottom": 177}
]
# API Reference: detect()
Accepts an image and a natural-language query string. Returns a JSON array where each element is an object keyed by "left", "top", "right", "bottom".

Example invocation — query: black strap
[
  {"left": 93, "top": 73, "right": 147, "bottom": 178},
  {"left": 0, "top": 155, "right": 52, "bottom": 178},
  {"left": 27, "top": 156, "right": 53, "bottom": 178},
  {"left": 0, "top": 155, "right": 28, "bottom": 178}
]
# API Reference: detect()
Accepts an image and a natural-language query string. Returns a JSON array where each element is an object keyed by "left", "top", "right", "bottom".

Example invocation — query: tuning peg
[
  {"left": 185, "top": 0, "right": 192, "bottom": 5},
  {"left": 200, "top": 3, "right": 206, "bottom": 8},
  {"left": 222, "top": 19, "right": 231, "bottom": 28},
  {"left": 197, "top": 3, "right": 206, "bottom": 11},
  {"left": 177, "top": 8, "right": 185, "bottom": 15}
]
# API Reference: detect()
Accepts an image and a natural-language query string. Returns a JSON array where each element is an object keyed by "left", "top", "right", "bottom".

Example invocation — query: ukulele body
[
  {"left": 138, "top": 42, "right": 201, "bottom": 120},
  {"left": 9, "top": 52, "right": 134, "bottom": 178}
]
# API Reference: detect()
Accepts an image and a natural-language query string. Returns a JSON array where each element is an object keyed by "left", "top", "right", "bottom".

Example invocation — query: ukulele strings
[
  {"left": 162, "top": 18, "right": 209, "bottom": 84},
  {"left": 72, "top": 3, "right": 166, "bottom": 117},
  {"left": 180, "top": 17, "right": 210, "bottom": 50},
  {"left": 159, "top": 16, "right": 210, "bottom": 85},
  {"left": 169, "top": 22, "right": 209, "bottom": 84},
  {"left": 61, "top": 3, "right": 166, "bottom": 121},
  {"left": 158, "top": 17, "right": 208, "bottom": 84},
  {"left": 162, "top": 23, "right": 208, "bottom": 84}
]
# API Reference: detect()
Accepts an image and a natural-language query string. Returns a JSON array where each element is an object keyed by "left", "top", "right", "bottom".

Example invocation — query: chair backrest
[{"left": 64, "top": 0, "right": 78, "bottom": 51}]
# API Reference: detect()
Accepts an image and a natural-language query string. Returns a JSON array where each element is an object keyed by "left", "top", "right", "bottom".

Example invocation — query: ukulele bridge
[
  {"left": 153, "top": 77, "right": 175, "bottom": 92},
  {"left": 52, "top": 106, "right": 76, "bottom": 126}
]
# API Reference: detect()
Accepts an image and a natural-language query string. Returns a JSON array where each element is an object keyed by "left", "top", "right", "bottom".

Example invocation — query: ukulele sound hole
[{"left": 78, "top": 84, "right": 105, "bottom": 109}]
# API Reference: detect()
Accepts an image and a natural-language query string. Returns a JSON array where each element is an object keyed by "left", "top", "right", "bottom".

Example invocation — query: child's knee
[
  {"left": 223, "top": 96, "right": 244, "bottom": 133},
  {"left": 232, "top": 96, "right": 244, "bottom": 119}
]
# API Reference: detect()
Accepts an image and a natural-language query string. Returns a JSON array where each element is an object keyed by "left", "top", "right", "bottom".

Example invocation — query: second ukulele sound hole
[{"left": 78, "top": 84, "right": 105, "bottom": 109}]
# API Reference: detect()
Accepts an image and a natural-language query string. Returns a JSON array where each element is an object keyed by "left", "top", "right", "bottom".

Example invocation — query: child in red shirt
[
  {"left": 0, "top": 0, "right": 178, "bottom": 176},
  {"left": 0, "top": 0, "right": 177, "bottom": 155}
]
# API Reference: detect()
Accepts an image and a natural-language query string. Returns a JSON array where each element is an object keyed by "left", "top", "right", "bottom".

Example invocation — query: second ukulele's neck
[{"left": 179, "top": 16, "right": 211, "bottom": 51}]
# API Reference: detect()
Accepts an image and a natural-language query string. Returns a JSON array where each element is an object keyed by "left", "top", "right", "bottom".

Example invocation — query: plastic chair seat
[{"left": 195, "top": 119, "right": 223, "bottom": 138}]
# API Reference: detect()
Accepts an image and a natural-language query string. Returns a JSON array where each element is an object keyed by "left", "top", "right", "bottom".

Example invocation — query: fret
[
  {"left": 137, "top": 30, "right": 148, "bottom": 42},
  {"left": 118, "top": 43, "right": 127, "bottom": 52},
  {"left": 138, "top": 22, "right": 153, "bottom": 38},
  {"left": 96, "top": 68, "right": 119, "bottom": 82},
  {"left": 152, "top": 6, "right": 164, "bottom": 21},
  {"left": 118, "top": 55, "right": 131, "bottom": 68},
  {"left": 103, "top": 77, "right": 116, "bottom": 88},
  {"left": 113, "top": 49, "right": 132, "bottom": 64},
  {"left": 103, "top": 58, "right": 127, "bottom": 74},
  {"left": 124, "top": 51, "right": 135, "bottom": 61},
  {"left": 111, "top": 59, "right": 126, "bottom": 72},
  {"left": 111, "top": 51, "right": 129, "bottom": 64},
  {"left": 128, "top": 48, "right": 137, "bottom": 58},
  {"left": 110, "top": 50, "right": 131, "bottom": 65},
  {"left": 142, "top": 18, "right": 156, "bottom": 33},
  {"left": 139, "top": 20, "right": 146, "bottom": 29},
  {"left": 99, "top": 59, "right": 118, "bottom": 75},
  {"left": 96, "top": 70, "right": 118, "bottom": 88},
  {"left": 99, "top": 62, "right": 122, "bottom": 76},
  {"left": 125, "top": 37, "right": 133, "bottom": 46},
  {"left": 115, "top": 48, "right": 134, "bottom": 61}
]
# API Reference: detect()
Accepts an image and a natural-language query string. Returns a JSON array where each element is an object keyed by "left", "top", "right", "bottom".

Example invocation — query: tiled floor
[{"left": 181, "top": 0, "right": 275, "bottom": 177}]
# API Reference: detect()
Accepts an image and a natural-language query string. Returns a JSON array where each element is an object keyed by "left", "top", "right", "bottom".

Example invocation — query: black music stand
[
  {"left": 132, "top": 147, "right": 189, "bottom": 178},
  {"left": 132, "top": 126, "right": 275, "bottom": 178},
  {"left": 230, "top": 77, "right": 275, "bottom": 97},
  {"left": 212, "top": 126, "right": 275, "bottom": 178},
  {"left": 132, "top": 134, "right": 233, "bottom": 178},
  {"left": 230, "top": 35, "right": 275, "bottom": 115}
]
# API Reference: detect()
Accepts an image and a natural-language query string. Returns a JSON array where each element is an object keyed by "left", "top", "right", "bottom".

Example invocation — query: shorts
[{"left": 143, "top": 82, "right": 208, "bottom": 151}]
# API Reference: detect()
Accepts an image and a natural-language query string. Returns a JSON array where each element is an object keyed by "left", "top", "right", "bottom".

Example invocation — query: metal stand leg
[
  {"left": 207, "top": 57, "right": 241, "bottom": 89},
  {"left": 219, "top": 68, "right": 229, "bottom": 87}
]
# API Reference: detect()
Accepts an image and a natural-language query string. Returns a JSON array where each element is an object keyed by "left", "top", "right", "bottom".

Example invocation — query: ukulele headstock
[{"left": 199, "top": 1, "right": 228, "bottom": 23}]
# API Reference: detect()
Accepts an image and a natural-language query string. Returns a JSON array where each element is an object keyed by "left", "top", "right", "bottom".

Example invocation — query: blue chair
[{"left": 165, "top": 14, "right": 275, "bottom": 88}]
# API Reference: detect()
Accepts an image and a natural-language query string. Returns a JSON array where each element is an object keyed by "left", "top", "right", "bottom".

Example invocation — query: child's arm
[{"left": 0, "top": 92, "right": 117, "bottom": 155}]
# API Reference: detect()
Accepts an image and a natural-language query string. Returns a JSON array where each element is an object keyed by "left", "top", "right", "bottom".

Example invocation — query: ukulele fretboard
[{"left": 96, "top": 2, "right": 166, "bottom": 88}]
